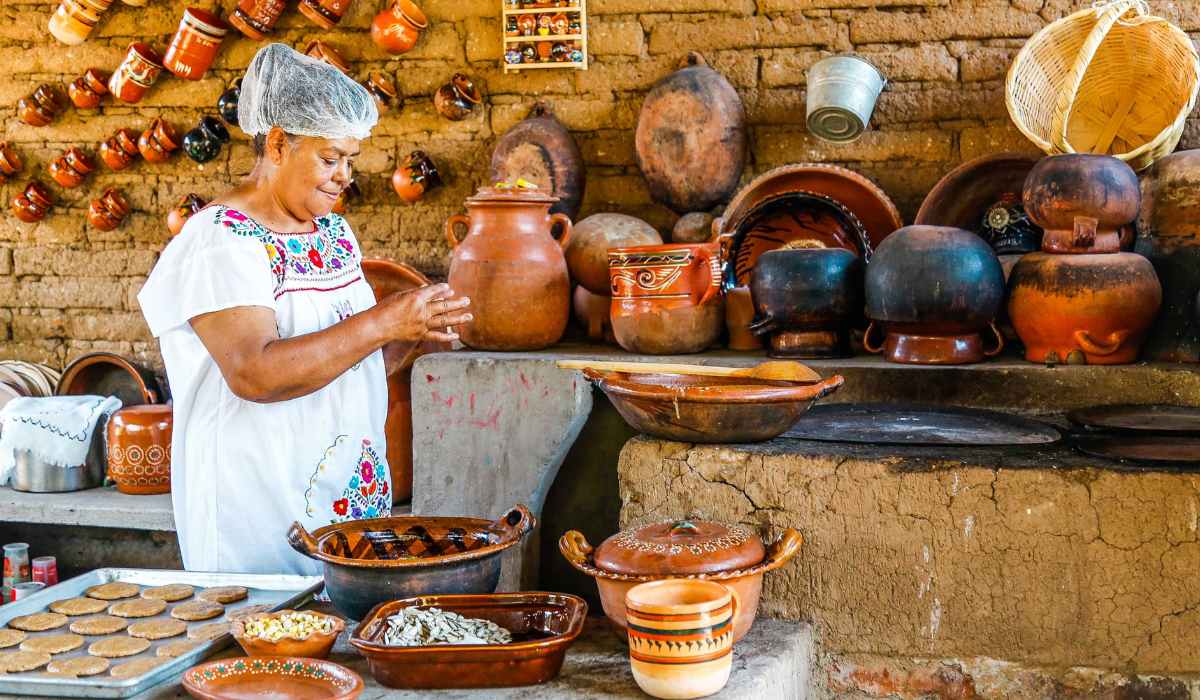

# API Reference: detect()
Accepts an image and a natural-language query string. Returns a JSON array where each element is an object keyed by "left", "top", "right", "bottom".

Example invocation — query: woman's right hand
[{"left": 377, "top": 282, "right": 472, "bottom": 344}]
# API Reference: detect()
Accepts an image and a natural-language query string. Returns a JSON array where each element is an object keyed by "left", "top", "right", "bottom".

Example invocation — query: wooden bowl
[{"left": 230, "top": 609, "right": 344, "bottom": 659}]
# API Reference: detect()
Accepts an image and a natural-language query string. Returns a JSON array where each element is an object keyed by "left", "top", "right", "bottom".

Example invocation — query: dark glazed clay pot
[
  {"left": 864, "top": 225, "right": 1006, "bottom": 364},
  {"left": 914, "top": 153, "right": 1042, "bottom": 255},
  {"left": 1023, "top": 154, "right": 1139, "bottom": 255},
  {"left": 390, "top": 151, "right": 441, "bottom": 204},
  {"left": 749, "top": 248, "right": 863, "bottom": 358},
  {"left": 489, "top": 102, "right": 585, "bottom": 221},
  {"left": 182, "top": 116, "right": 230, "bottom": 163},
  {"left": 433, "top": 73, "right": 481, "bottom": 121},
  {"left": 217, "top": 78, "right": 240, "bottom": 126},
  {"left": 635, "top": 52, "right": 746, "bottom": 214}
]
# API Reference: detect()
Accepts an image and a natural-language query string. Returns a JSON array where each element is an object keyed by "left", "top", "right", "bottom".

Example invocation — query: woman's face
[{"left": 269, "top": 132, "right": 360, "bottom": 219}]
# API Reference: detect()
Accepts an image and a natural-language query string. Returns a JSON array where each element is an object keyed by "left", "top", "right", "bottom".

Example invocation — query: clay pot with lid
[
  {"left": 446, "top": 186, "right": 572, "bottom": 351},
  {"left": 68, "top": 68, "right": 110, "bottom": 109},
  {"left": 167, "top": 193, "right": 207, "bottom": 236},
  {"left": 433, "top": 73, "right": 481, "bottom": 121},
  {"left": 1023, "top": 154, "right": 1139, "bottom": 255},
  {"left": 109, "top": 43, "right": 164, "bottom": 104},
  {"left": 138, "top": 118, "right": 180, "bottom": 163},
  {"left": 88, "top": 188, "right": 130, "bottom": 231},
  {"left": 228, "top": 0, "right": 285, "bottom": 39},
  {"left": 304, "top": 40, "right": 351, "bottom": 74},
  {"left": 864, "top": 225, "right": 1006, "bottom": 364},
  {"left": 100, "top": 128, "right": 141, "bottom": 170},
  {"left": 47, "top": 147, "right": 95, "bottom": 188},
  {"left": 0, "top": 143, "right": 22, "bottom": 184},
  {"left": 635, "top": 52, "right": 746, "bottom": 214},
  {"left": 106, "top": 404, "right": 172, "bottom": 495},
  {"left": 17, "top": 84, "right": 67, "bottom": 127},
  {"left": 564, "top": 213, "right": 662, "bottom": 295},
  {"left": 370, "top": 0, "right": 427, "bottom": 55},
  {"left": 182, "top": 116, "right": 230, "bottom": 163},
  {"left": 559, "top": 519, "right": 803, "bottom": 643},
  {"left": 608, "top": 242, "right": 725, "bottom": 355},
  {"left": 1008, "top": 252, "right": 1161, "bottom": 365},
  {"left": 48, "top": 0, "right": 112, "bottom": 45},
  {"left": 489, "top": 102, "right": 585, "bottom": 221},
  {"left": 391, "top": 150, "right": 441, "bottom": 204},
  {"left": 11, "top": 182, "right": 53, "bottom": 223},
  {"left": 163, "top": 8, "right": 229, "bottom": 80}
]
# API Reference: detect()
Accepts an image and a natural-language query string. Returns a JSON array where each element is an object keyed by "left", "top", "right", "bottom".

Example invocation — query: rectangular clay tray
[
  {"left": 349, "top": 592, "right": 588, "bottom": 689},
  {"left": 0, "top": 568, "right": 323, "bottom": 698}
]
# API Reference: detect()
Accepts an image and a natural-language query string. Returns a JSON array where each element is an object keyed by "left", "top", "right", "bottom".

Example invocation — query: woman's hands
[{"left": 376, "top": 282, "right": 472, "bottom": 344}]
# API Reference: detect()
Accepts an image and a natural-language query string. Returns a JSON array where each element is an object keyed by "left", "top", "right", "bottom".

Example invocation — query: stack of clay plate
[{"left": 0, "top": 361, "right": 62, "bottom": 424}]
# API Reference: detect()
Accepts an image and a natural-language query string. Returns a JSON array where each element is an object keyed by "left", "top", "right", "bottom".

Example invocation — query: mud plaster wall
[
  {"left": 4, "top": 0, "right": 1200, "bottom": 368},
  {"left": 618, "top": 437, "right": 1200, "bottom": 696}
]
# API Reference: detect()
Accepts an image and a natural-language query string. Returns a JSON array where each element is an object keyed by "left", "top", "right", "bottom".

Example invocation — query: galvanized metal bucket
[{"left": 806, "top": 55, "right": 886, "bottom": 143}]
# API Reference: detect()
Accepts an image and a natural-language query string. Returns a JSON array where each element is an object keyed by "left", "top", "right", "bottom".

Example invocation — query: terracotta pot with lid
[{"left": 560, "top": 519, "right": 802, "bottom": 642}]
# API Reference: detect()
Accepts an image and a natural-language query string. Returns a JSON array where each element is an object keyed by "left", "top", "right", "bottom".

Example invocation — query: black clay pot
[
  {"left": 218, "top": 78, "right": 241, "bottom": 126},
  {"left": 864, "top": 225, "right": 1006, "bottom": 365},
  {"left": 183, "top": 116, "right": 231, "bottom": 163},
  {"left": 748, "top": 248, "right": 862, "bottom": 358}
]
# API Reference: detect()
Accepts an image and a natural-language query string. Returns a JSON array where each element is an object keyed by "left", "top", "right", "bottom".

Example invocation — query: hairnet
[{"left": 237, "top": 43, "right": 378, "bottom": 140}]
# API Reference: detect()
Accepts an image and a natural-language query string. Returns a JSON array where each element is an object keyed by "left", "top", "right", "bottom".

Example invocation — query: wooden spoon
[{"left": 555, "top": 360, "right": 823, "bottom": 383}]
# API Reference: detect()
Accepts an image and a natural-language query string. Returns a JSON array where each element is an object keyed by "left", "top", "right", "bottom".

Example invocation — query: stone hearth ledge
[{"left": 0, "top": 485, "right": 174, "bottom": 531}]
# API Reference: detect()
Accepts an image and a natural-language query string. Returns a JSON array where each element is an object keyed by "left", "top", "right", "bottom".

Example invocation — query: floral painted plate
[{"left": 182, "top": 657, "right": 363, "bottom": 700}]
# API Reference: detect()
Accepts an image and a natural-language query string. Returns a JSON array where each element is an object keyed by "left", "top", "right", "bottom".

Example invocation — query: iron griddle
[
  {"left": 1072, "top": 433, "right": 1200, "bottom": 467},
  {"left": 1067, "top": 404, "right": 1200, "bottom": 435},
  {"left": 782, "top": 403, "right": 1061, "bottom": 446}
]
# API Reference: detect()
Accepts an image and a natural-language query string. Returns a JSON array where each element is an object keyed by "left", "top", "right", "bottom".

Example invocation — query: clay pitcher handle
[
  {"left": 286, "top": 521, "right": 319, "bottom": 559},
  {"left": 682, "top": 51, "right": 707, "bottom": 68},
  {"left": 1072, "top": 216, "right": 1098, "bottom": 250},
  {"left": 760, "top": 528, "right": 804, "bottom": 573},
  {"left": 1073, "top": 329, "right": 1129, "bottom": 356},
  {"left": 445, "top": 214, "right": 470, "bottom": 249},
  {"left": 550, "top": 212, "right": 573, "bottom": 249},
  {"left": 492, "top": 504, "right": 537, "bottom": 542},
  {"left": 558, "top": 529, "right": 595, "bottom": 570},
  {"left": 863, "top": 320, "right": 885, "bottom": 354},
  {"left": 982, "top": 321, "right": 1005, "bottom": 357},
  {"left": 692, "top": 245, "right": 722, "bottom": 306},
  {"left": 747, "top": 313, "right": 779, "bottom": 337}
]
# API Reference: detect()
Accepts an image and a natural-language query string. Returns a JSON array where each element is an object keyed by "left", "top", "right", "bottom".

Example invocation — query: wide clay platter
[
  {"left": 782, "top": 403, "right": 1061, "bottom": 446},
  {"left": 182, "top": 657, "right": 363, "bottom": 700},
  {"left": 1072, "top": 434, "right": 1200, "bottom": 468},
  {"left": 1066, "top": 404, "right": 1200, "bottom": 435}
]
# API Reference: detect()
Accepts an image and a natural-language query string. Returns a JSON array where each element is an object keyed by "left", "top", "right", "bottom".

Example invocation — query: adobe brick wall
[{"left": 1, "top": 0, "right": 1198, "bottom": 369}]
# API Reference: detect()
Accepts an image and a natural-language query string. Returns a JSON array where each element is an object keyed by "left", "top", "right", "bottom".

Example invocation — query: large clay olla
[
  {"left": 1023, "top": 154, "right": 1139, "bottom": 254},
  {"left": 611, "top": 300, "right": 725, "bottom": 355},
  {"left": 1008, "top": 252, "right": 1162, "bottom": 365},
  {"left": 489, "top": 102, "right": 585, "bottom": 221},
  {"left": 635, "top": 52, "right": 746, "bottom": 214},
  {"left": 565, "top": 213, "right": 662, "bottom": 295}
]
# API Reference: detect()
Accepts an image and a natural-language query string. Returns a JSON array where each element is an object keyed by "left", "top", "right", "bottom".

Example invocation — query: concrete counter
[{"left": 0, "top": 486, "right": 174, "bottom": 531}]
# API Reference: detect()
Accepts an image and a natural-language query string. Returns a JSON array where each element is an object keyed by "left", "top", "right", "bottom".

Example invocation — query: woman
[{"left": 138, "top": 44, "right": 471, "bottom": 575}]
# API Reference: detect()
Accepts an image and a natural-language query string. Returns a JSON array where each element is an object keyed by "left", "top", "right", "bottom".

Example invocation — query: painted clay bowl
[
  {"left": 287, "top": 505, "right": 535, "bottom": 620},
  {"left": 231, "top": 609, "right": 344, "bottom": 659},
  {"left": 182, "top": 657, "right": 363, "bottom": 700}
]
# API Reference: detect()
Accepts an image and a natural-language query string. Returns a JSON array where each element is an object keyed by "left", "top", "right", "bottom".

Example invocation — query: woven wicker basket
[{"left": 1006, "top": 0, "right": 1199, "bottom": 171}]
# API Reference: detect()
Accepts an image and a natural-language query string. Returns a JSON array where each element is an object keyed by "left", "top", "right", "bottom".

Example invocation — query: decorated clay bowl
[
  {"left": 231, "top": 609, "right": 344, "bottom": 659},
  {"left": 183, "top": 657, "right": 363, "bottom": 700},
  {"left": 287, "top": 505, "right": 535, "bottom": 620}
]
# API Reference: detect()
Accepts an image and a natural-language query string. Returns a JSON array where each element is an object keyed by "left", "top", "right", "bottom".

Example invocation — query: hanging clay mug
[
  {"left": 182, "top": 116, "right": 230, "bottom": 163},
  {"left": 109, "top": 43, "right": 164, "bottom": 104},
  {"left": 17, "top": 84, "right": 67, "bottom": 127},
  {"left": 391, "top": 150, "right": 442, "bottom": 203},
  {"left": 370, "top": 0, "right": 427, "bottom": 55},
  {"left": 609, "top": 243, "right": 725, "bottom": 355},
  {"left": 167, "top": 193, "right": 207, "bottom": 236},
  {"left": 48, "top": 0, "right": 113, "bottom": 45},
  {"left": 11, "top": 182, "right": 54, "bottom": 223},
  {"left": 1023, "top": 154, "right": 1140, "bottom": 255},
  {"left": 0, "top": 143, "right": 23, "bottom": 184},
  {"left": 217, "top": 78, "right": 241, "bottom": 126},
  {"left": 227, "top": 0, "right": 285, "bottom": 39},
  {"left": 87, "top": 188, "right": 130, "bottom": 231},
  {"left": 68, "top": 68, "right": 110, "bottom": 109},
  {"left": 364, "top": 71, "right": 398, "bottom": 113},
  {"left": 99, "top": 128, "right": 141, "bottom": 170},
  {"left": 47, "top": 147, "right": 95, "bottom": 189},
  {"left": 163, "top": 8, "right": 229, "bottom": 80},
  {"left": 433, "top": 73, "right": 482, "bottom": 121},
  {"left": 303, "top": 40, "right": 351, "bottom": 74},
  {"left": 138, "top": 118, "right": 180, "bottom": 163},
  {"left": 331, "top": 179, "right": 361, "bottom": 215},
  {"left": 299, "top": 0, "right": 353, "bottom": 29}
]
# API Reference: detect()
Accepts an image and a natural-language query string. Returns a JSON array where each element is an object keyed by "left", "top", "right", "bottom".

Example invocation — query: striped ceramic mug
[{"left": 625, "top": 579, "right": 737, "bottom": 699}]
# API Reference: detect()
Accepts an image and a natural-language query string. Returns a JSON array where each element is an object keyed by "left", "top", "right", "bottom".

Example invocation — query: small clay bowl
[
  {"left": 100, "top": 128, "right": 140, "bottom": 170},
  {"left": 68, "top": 68, "right": 110, "bottom": 109},
  {"left": 137, "top": 118, "right": 179, "bottom": 163},
  {"left": 231, "top": 609, "right": 344, "bottom": 659}
]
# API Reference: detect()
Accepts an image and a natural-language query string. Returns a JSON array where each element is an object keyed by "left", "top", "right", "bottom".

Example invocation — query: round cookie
[
  {"left": 156, "top": 639, "right": 202, "bottom": 658},
  {"left": 0, "top": 650, "right": 52, "bottom": 673},
  {"left": 197, "top": 586, "right": 247, "bottom": 604},
  {"left": 108, "top": 598, "right": 167, "bottom": 619},
  {"left": 186, "top": 622, "right": 230, "bottom": 642},
  {"left": 226, "top": 604, "right": 271, "bottom": 622},
  {"left": 0, "top": 629, "right": 27, "bottom": 649},
  {"left": 8, "top": 612, "right": 68, "bottom": 632},
  {"left": 128, "top": 619, "right": 186, "bottom": 640},
  {"left": 69, "top": 615, "right": 129, "bottom": 636},
  {"left": 85, "top": 582, "right": 141, "bottom": 601},
  {"left": 88, "top": 637, "right": 150, "bottom": 658},
  {"left": 141, "top": 584, "right": 194, "bottom": 602},
  {"left": 47, "top": 656, "right": 110, "bottom": 677},
  {"left": 171, "top": 600, "right": 223, "bottom": 622},
  {"left": 110, "top": 657, "right": 167, "bottom": 679},
  {"left": 50, "top": 597, "right": 109, "bottom": 616},
  {"left": 19, "top": 634, "right": 84, "bottom": 655}
]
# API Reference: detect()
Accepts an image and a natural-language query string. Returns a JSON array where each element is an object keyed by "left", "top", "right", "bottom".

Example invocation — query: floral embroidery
[
  {"left": 303, "top": 436, "right": 391, "bottom": 525},
  {"left": 217, "top": 207, "right": 360, "bottom": 299}
]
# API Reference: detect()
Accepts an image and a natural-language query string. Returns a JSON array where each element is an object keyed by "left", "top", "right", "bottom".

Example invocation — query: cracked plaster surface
[{"left": 617, "top": 436, "right": 1200, "bottom": 674}]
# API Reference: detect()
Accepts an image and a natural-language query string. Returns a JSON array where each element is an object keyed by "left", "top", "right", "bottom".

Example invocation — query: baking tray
[{"left": 0, "top": 568, "right": 323, "bottom": 698}]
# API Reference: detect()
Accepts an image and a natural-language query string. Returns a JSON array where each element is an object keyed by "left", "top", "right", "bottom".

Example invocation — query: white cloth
[
  {"left": 137, "top": 205, "right": 391, "bottom": 576},
  {"left": 0, "top": 395, "right": 122, "bottom": 486}
]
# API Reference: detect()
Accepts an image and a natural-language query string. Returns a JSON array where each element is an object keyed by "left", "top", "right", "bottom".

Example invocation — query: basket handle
[{"left": 1052, "top": 0, "right": 1145, "bottom": 153}]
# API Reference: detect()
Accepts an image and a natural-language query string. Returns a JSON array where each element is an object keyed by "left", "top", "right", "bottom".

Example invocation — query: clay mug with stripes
[{"left": 625, "top": 578, "right": 737, "bottom": 699}]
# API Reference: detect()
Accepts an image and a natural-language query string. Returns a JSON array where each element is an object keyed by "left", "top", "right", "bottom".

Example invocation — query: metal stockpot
[
  {"left": 806, "top": 55, "right": 885, "bottom": 143},
  {"left": 11, "top": 424, "right": 106, "bottom": 493}
]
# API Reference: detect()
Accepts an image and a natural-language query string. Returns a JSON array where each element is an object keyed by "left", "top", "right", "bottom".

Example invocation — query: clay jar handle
[
  {"left": 491, "top": 503, "right": 537, "bottom": 542},
  {"left": 863, "top": 320, "right": 885, "bottom": 354},
  {"left": 1072, "top": 215, "right": 1098, "bottom": 250},
  {"left": 692, "top": 244, "right": 722, "bottom": 306},
  {"left": 445, "top": 214, "right": 470, "bottom": 248},
  {"left": 681, "top": 51, "right": 707, "bottom": 69},
  {"left": 983, "top": 321, "right": 1005, "bottom": 357},
  {"left": 1073, "top": 329, "right": 1129, "bottom": 356},
  {"left": 558, "top": 529, "right": 595, "bottom": 569},
  {"left": 747, "top": 312, "right": 779, "bottom": 337},
  {"left": 760, "top": 528, "right": 804, "bottom": 573},
  {"left": 286, "top": 521, "right": 320, "bottom": 559},
  {"left": 550, "top": 212, "right": 572, "bottom": 249}
]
